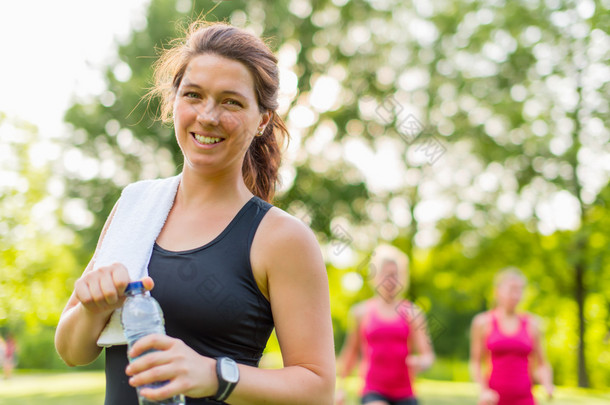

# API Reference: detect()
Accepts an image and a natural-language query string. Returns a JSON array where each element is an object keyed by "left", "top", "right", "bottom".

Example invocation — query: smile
[{"left": 192, "top": 133, "right": 223, "bottom": 145}]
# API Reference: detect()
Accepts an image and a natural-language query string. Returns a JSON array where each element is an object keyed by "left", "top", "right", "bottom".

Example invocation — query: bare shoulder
[
  {"left": 523, "top": 311, "right": 541, "bottom": 324},
  {"left": 350, "top": 300, "right": 370, "bottom": 322},
  {"left": 256, "top": 206, "right": 320, "bottom": 252},
  {"left": 251, "top": 206, "right": 325, "bottom": 293},
  {"left": 471, "top": 311, "right": 491, "bottom": 330},
  {"left": 524, "top": 312, "right": 543, "bottom": 335}
]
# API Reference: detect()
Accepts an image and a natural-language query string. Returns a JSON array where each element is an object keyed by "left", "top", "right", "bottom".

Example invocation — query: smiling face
[{"left": 172, "top": 53, "right": 270, "bottom": 176}]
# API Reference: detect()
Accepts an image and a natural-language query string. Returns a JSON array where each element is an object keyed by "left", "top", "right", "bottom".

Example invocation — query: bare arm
[
  {"left": 126, "top": 210, "right": 336, "bottom": 404},
  {"left": 469, "top": 313, "right": 487, "bottom": 387},
  {"left": 529, "top": 315, "right": 554, "bottom": 398},
  {"left": 337, "top": 303, "right": 365, "bottom": 379},
  {"left": 55, "top": 261, "right": 109, "bottom": 366},
  {"left": 55, "top": 203, "right": 154, "bottom": 366},
  {"left": 469, "top": 313, "right": 498, "bottom": 405},
  {"left": 231, "top": 213, "right": 335, "bottom": 404},
  {"left": 333, "top": 303, "right": 365, "bottom": 404},
  {"left": 406, "top": 304, "right": 435, "bottom": 374},
  {"left": 55, "top": 203, "right": 117, "bottom": 366}
]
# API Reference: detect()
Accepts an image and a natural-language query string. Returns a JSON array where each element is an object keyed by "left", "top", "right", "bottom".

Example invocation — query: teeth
[{"left": 194, "top": 134, "right": 222, "bottom": 144}]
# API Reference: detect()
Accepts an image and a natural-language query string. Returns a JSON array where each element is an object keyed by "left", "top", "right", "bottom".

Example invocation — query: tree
[
  {"left": 0, "top": 114, "right": 86, "bottom": 368},
  {"left": 413, "top": 0, "right": 610, "bottom": 386}
]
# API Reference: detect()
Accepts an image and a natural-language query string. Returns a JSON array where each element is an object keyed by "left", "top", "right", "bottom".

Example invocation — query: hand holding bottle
[
  {"left": 125, "top": 334, "right": 218, "bottom": 402},
  {"left": 74, "top": 262, "right": 153, "bottom": 316},
  {"left": 121, "top": 281, "right": 186, "bottom": 404}
]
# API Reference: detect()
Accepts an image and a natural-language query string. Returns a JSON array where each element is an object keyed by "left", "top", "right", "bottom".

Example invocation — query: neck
[
  {"left": 496, "top": 305, "right": 517, "bottom": 317},
  {"left": 376, "top": 294, "right": 402, "bottom": 307},
  {"left": 178, "top": 166, "right": 253, "bottom": 209}
]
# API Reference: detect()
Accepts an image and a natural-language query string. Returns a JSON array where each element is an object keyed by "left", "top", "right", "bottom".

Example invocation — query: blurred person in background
[
  {"left": 0, "top": 335, "right": 5, "bottom": 377},
  {"left": 470, "top": 267, "right": 554, "bottom": 405},
  {"left": 3, "top": 332, "right": 17, "bottom": 379},
  {"left": 336, "top": 244, "right": 435, "bottom": 405}
]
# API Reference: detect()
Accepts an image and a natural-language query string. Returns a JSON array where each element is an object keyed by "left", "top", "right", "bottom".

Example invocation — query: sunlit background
[
  {"left": 0, "top": 0, "right": 609, "bottom": 403},
  {"left": 1, "top": 1, "right": 606, "bottom": 239},
  {"left": 0, "top": 0, "right": 149, "bottom": 136}
]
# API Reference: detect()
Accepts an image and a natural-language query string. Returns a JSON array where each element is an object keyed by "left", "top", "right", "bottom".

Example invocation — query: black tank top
[{"left": 105, "top": 196, "right": 274, "bottom": 404}]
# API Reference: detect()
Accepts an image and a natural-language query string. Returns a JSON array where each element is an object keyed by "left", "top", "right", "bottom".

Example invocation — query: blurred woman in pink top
[
  {"left": 337, "top": 244, "right": 435, "bottom": 405},
  {"left": 470, "top": 268, "right": 554, "bottom": 405}
]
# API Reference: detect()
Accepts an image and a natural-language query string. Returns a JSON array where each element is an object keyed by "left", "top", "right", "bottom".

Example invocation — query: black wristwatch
[{"left": 213, "top": 357, "right": 240, "bottom": 402}]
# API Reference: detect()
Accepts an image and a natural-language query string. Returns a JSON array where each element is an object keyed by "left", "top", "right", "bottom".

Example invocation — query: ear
[{"left": 258, "top": 110, "right": 272, "bottom": 130}]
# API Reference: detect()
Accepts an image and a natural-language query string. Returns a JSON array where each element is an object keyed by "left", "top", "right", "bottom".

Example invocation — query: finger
[
  {"left": 110, "top": 265, "right": 130, "bottom": 295},
  {"left": 128, "top": 361, "right": 176, "bottom": 389},
  {"left": 138, "top": 377, "right": 187, "bottom": 402},
  {"left": 74, "top": 277, "right": 93, "bottom": 305},
  {"left": 86, "top": 277, "right": 107, "bottom": 308},
  {"left": 108, "top": 263, "right": 130, "bottom": 292},
  {"left": 129, "top": 334, "right": 173, "bottom": 359},
  {"left": 126, "top": 347, "right": 171, "bottom": 376},
  {"left": 99, "top": 273, "right": 121, "bottom": 306}
]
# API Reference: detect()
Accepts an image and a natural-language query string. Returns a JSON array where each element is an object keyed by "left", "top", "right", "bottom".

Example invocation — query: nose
[{"left": 194, "top": 100, "right": 219, "bottom": 126}]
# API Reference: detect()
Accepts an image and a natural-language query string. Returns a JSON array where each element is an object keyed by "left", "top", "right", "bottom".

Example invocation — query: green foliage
[
  {"left": 0, "top": 117, "right": 83, "bottom": 368},
  {"left": 15, "top": 325, "right": 103, "bottom": 370}
]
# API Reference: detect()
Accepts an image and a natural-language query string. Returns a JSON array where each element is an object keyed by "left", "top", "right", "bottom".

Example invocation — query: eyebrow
[{"left": 180, "top": 81, "right": 248, "bottom": 99}]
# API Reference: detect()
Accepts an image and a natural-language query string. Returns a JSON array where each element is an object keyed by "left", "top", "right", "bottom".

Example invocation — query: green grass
[
  {"left": 416, "top": 380, "right": 610, "bottom": 405},
  {"left": 0, "top": 371, "right": 105, "bottom": 405},
  {"left": 0, "top": 371, "right": 608, "bottom": 404},
  {"left": 341, "top": 377, "right": 610, "bottom": 405}
]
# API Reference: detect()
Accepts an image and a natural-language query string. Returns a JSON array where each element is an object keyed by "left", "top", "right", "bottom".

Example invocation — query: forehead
[
  {"left": 182, "top": 53, "right": 256, "bottom": 96},
  {"left": 376, "top": 260, "right": 405, "bottom": 275},
  {"left": 500, "top": 276, "right": 525, "bottom": 288}
]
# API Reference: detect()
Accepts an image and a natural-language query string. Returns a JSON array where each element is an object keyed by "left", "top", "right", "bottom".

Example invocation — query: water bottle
[{"left": 121, "top": 281, "right": 186, "bottom": 405}]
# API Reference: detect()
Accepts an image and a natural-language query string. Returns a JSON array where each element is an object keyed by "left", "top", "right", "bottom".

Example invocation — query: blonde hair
[
  {"left": 370, "top": 244, "right": 409, "bottom": 277},
  {"left": 494, "top": 267, "right": 527, "bottom": 287}
]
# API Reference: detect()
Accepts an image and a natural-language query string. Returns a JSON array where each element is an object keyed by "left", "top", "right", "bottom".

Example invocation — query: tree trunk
[
  {"left": 570, "top": 50, "right": 590, "bottom": 388},
  {"left": 575, "top": 258, "right": 589, "bottom": 387}
]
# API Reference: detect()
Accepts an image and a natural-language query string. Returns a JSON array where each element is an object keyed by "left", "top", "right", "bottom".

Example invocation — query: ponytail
[{"left": 242, "top": 112, "right": 288, "bottom": 203}]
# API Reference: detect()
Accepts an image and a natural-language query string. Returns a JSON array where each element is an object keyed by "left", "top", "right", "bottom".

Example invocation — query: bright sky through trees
[{"left": 0, "top": 0, "right": 149, "bottom": 138}]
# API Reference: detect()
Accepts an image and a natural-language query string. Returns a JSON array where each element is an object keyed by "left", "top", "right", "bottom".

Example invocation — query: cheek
[
  {"left": 496, "top": 290, "right": 508, "bottom": 302},
  {"left": 219, "top": 111, "right": 246, "bottom": 135},
  {"left": 174, "top": 101, "right": 197, "bottom": 125},
  {"left": 173, "top": 106, "right": 186, "bottom": 128}
]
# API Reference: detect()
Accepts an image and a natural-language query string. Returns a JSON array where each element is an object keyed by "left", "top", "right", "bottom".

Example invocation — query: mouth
[{"left": 191, "top": 132, "right": 224, "bottom": 145}]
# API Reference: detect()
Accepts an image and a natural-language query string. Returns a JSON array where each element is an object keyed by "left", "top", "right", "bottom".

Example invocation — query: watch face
[{"left": 220, "top": 358, "right": 239, "bottom": 383}]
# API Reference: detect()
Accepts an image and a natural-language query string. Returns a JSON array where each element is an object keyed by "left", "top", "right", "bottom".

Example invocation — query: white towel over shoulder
[{"left": 96, "top": 174, "right": 181, "bottom": 347}]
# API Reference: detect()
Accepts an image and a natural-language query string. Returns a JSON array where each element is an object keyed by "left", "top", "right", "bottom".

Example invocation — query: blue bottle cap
[{"left": 125, "top": 281, "right": 144, "bottom": 293}]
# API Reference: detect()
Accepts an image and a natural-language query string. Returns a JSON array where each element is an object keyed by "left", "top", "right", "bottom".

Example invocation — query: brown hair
[{"left": 150, "top": 21, "right": 288, "bottom": 202}]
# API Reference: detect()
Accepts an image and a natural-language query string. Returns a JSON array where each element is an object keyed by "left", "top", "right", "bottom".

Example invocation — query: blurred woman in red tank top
[
  {"left": 469, "top": 268, "right": 554, "bottom": 405},
  {"left": 337, "top": 244, "right": 435, "bottom": 405}
]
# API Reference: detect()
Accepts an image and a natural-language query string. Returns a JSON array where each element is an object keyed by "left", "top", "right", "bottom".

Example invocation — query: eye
[
  {"left": 183, "top": 91, "right": 200, "bottom": 99},
  {"left": 224, "top": 99, "right": 243, "bottom": 107}
]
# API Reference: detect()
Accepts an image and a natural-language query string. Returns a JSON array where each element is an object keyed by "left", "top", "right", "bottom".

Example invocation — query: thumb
[{"left": 140, "top": 276, "right": 155, "bottom": 291}]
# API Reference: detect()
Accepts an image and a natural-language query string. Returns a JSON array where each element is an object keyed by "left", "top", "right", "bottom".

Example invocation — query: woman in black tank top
[{"left": 55, "top": 22, "right": 335, "bottom": 405}]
